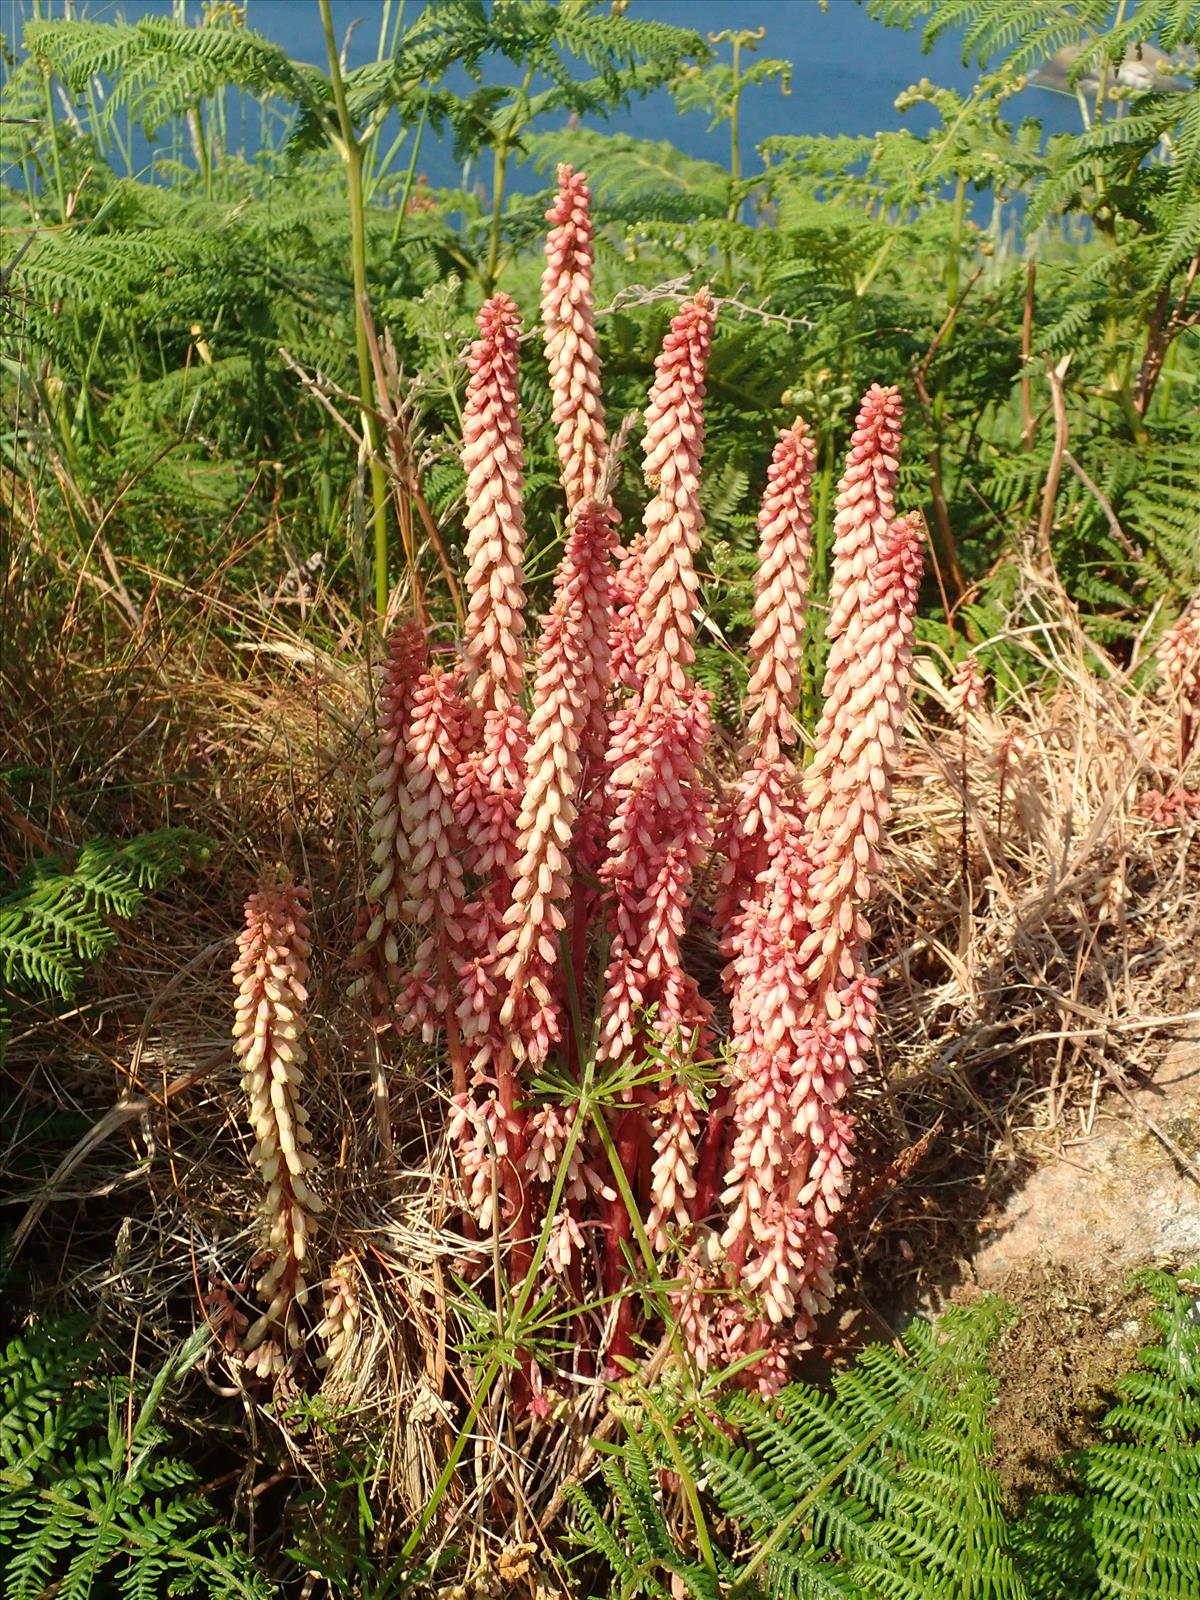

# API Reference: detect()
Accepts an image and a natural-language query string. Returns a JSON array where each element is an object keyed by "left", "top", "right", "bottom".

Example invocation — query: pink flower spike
[
  {"left": 394, "top": 667, "right": 469, "bottom": 1072},
  {"left": 348, "top": 622, "right": 426, "bottom": 1027},
  {"left": 825, "top": 384, "right": 904, "bottom": 646},
  {"left": 949, "top": 653, "right": 987, "bottom": 718},
  {"left": 232, "top": 874, "right": 321, "bottom": 1375},
  {"left": 802, "top": 510, "right": 926, "bottom": 1007},
  {"left": 745, "top": 418, "right": 817, "bottom": 763},
  {"left": 542, "top": 165, "right": 608, "bottom": 512},
  {"left": 498, "top": 501, "right": 614, "bottom": 1058},
  {"left": 635, "top": 288, "right": 715, "bottom": 704},
  {"left": 462, "top": 292, "right": 529, "bottom": 715}
]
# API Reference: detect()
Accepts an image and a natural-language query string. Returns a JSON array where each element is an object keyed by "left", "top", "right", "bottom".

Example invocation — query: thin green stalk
[
  {"left": 389, "top": 93, "right": 429, "bottom": 250},
  {"left": 39, "top": 53, "right": 68, "bottom": 221},
  {"left": 362, "top": 0, "right": 408, "bottom": 195},
  {"left": 483, "top": 63, "right": 535, "bottom": 294},
  {"left": 721, "top": 30, "right": 752, "bottom": 286},
  {"left": 318, "top": 0, "right": 391, "bottom": 620},
  {"left": 946, "top": 173, "right": 965, "bottom": 308},
  {"left": 399, "top": 1083, "right": 591, "bottom": 1563}
]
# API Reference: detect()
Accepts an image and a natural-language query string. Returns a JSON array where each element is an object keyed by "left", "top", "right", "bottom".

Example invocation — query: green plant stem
[
  {"left": 483, "top": 64, "right": 535, "bottom": 295},
  {"left": 318, "top": 0, "right": 390, "bottom": 620},
  {"left": 389, "top": 93, "right": 429, "bottom": 250},
  {"left": 399, "top": 1090, "right": 590, "bottom": 1564},
  {"left": 946, "top": 173, "right": 965, "bottom": 307}
]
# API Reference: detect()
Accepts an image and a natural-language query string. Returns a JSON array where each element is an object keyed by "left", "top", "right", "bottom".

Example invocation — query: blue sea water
[{"left": 5, "top": 0, "right": 1086, "bottom": 186}]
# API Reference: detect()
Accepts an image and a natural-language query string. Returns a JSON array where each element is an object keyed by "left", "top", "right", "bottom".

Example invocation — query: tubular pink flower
[
  {"left": 599, "top": 690, "right": 713, "bottom": 1057},
  {"left": 593, "top": 293, "right": 717, "bottom": 1359},
  {"left": 497, "top": 501, "right": 614, "bottom": 1060},
  {"left": 635, "top": 289, "right": 715, "bottom": 704},
  {"left": 609, "top": 531, "right": 647, "bottom": 692},
  {"left": 232, "top": 875, "right": 321, "bottom": 1374},
  {"left": 801, "top": 511, "right": 926, "bottom": 1005},
  {"left": 745, "top": 418, "right": 817, "bottom": 761},
  {"left": 454, "top": 289, "right": 529, "bottom": 875},
  {"left": 349, "top": 622, "right": 426, "bottom": 1027},
  {"left": 453, "top": 294, "right": 539, "bottom": 1264},
  {"left": 716, "top": 418, "right": 817, "bottom": 929},
  {"left": 461, "top": 292, "right": 529, "bottom": 714},
  {"left": 542, "top": 165, "right": 608, "bottom": 511},
  {"left": 317, "top": 1254, "right": 361, "bottom": 1371},
  {"left": 394, "top": 667, "right": 469, "bottom": 1055},
  {"left": 718, "top": 511, "right": 926, "bottom": 1380}
]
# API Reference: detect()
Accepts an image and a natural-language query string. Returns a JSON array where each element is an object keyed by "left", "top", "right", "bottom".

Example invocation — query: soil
[{"left": 962, "top": 1263, "right": 1151, "bottom": 1510}]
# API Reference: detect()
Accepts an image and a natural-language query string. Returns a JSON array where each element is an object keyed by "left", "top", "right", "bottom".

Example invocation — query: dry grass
[{"left": 3, "top": 536, "right": 1198, "bottom": 1589}]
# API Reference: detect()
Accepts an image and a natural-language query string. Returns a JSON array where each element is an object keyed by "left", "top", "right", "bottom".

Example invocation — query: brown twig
[{"left": 1036, "top": 354, "right": 1072, "bottom": 580}]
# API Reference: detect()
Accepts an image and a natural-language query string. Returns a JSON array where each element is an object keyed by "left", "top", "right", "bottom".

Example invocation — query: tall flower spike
[
  {"left": 716, "top": 419, "right": 817, "bottom": 931},
  {"left": 745, "top": 418, "right": 817, "bottom": 761},
  {"left": 807, "top": 384, "right": 904, "bottom": 823},
  {"left": 232, "top": 874, "right": 322, "bottom": 1375},
  {"left": 597, "top": 293, "right": 716, "bottom": 1351},
  {"left": 801, "top": 510, "right": 926, "bottom": 1004},
  {"left": 396, "top": 667, "right": 469, "bottom": 1061},
  {"left": 948, "top": 652, "right": 987, "bottom": 719},
  {"left": 542, "top": 165, "right": 607, "bottom": 511},
  {"left": 1157, "top": 603, "right": 1200, "bottom": 766},
  {"left": 348, "top": 622, "right": 427, "bottom": 1026},
  {"left": 461, "top": 292, "right": 529, "bottom": 714},
  {"left": 716, "top": 513, "right": 926, "bottom": 1384},
  {"left": 455, "top": 290, "right": 529, "bottom": 886},
  {"left": 635, "top": 288, "right": 715, "bottom": 704},
  {"left": 825, "top": 384, "right": 903, "bottom": 642},
  {"left": 498, "top": 500, "right": 613, "bottom": 1060}
]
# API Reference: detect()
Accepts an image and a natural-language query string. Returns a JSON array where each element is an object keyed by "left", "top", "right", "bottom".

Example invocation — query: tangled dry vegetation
[{"left": 4, "top": 514, "right": 1199, "bottom": 1578}]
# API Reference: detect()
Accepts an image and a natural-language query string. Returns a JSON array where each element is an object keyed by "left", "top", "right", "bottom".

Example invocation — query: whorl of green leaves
[{"left": 0, "top": 1318, "right": 273, "bottom": 1600}]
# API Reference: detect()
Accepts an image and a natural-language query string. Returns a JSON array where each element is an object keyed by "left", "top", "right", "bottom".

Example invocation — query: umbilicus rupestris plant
[
  {"left": 232, "top": 873, "right": 322, "bottom": 1375},
  {"left": 351, "top": 168, "right": 926, "bottom": 1388}
]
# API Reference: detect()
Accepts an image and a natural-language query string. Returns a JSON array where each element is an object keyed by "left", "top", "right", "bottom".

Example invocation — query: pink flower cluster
[
  {"left": 231, "top": 874, "right": 322, "bottom": 1375},
  {"left": 348, "top": 171, "right": 926, "bottom": 1388}
]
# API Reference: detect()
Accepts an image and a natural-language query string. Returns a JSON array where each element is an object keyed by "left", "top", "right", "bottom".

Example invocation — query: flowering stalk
[
  {"left": 597, "top": 290, "right": 716, "bottom": 1360},
  {"left": 453, "top": 291, "right": 534, "bottom": 1272},
  {"left": 745, "top": 419, "right": 818, "bottom": 763},
  {"left": 806, "top": 382, "right": 905, "bottom": 821},
  {"left": 348, "top": 621, "right": 426, "bottom": 1028},
  {"left": 395, "top": 667, "right": 469, "bottom": 1071},
  {"left": 498, "top": 500, "right": 614, "bottom": 1068},
  {"left": 232, "top": 874, "right": 322, "bottom": 1375},
  {"left": 949, "top": 653, "right": 986, "bottom": 719},
  {"left": 542, "top": 165, "right": 608, "bottom": 512},
  {"left": 717, "top": 418, "right": 816, "bottom": 928},
  {"left": 718, "top": 497, "right": 925, "bottom": 1383},
  {"left": 1157, "top": 603, "right": 1200, "bottom": 768},
  {"left": 822, "top": 384, "right": 903, "bottom": 648},
  {"left": 317, "top": 1255, "right": 361, "bottom": 1371}
]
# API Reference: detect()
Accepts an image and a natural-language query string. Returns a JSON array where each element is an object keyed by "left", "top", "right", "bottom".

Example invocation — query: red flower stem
[{"left": 690, "top": 1081, "right": 729, "bottom": 1227}]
